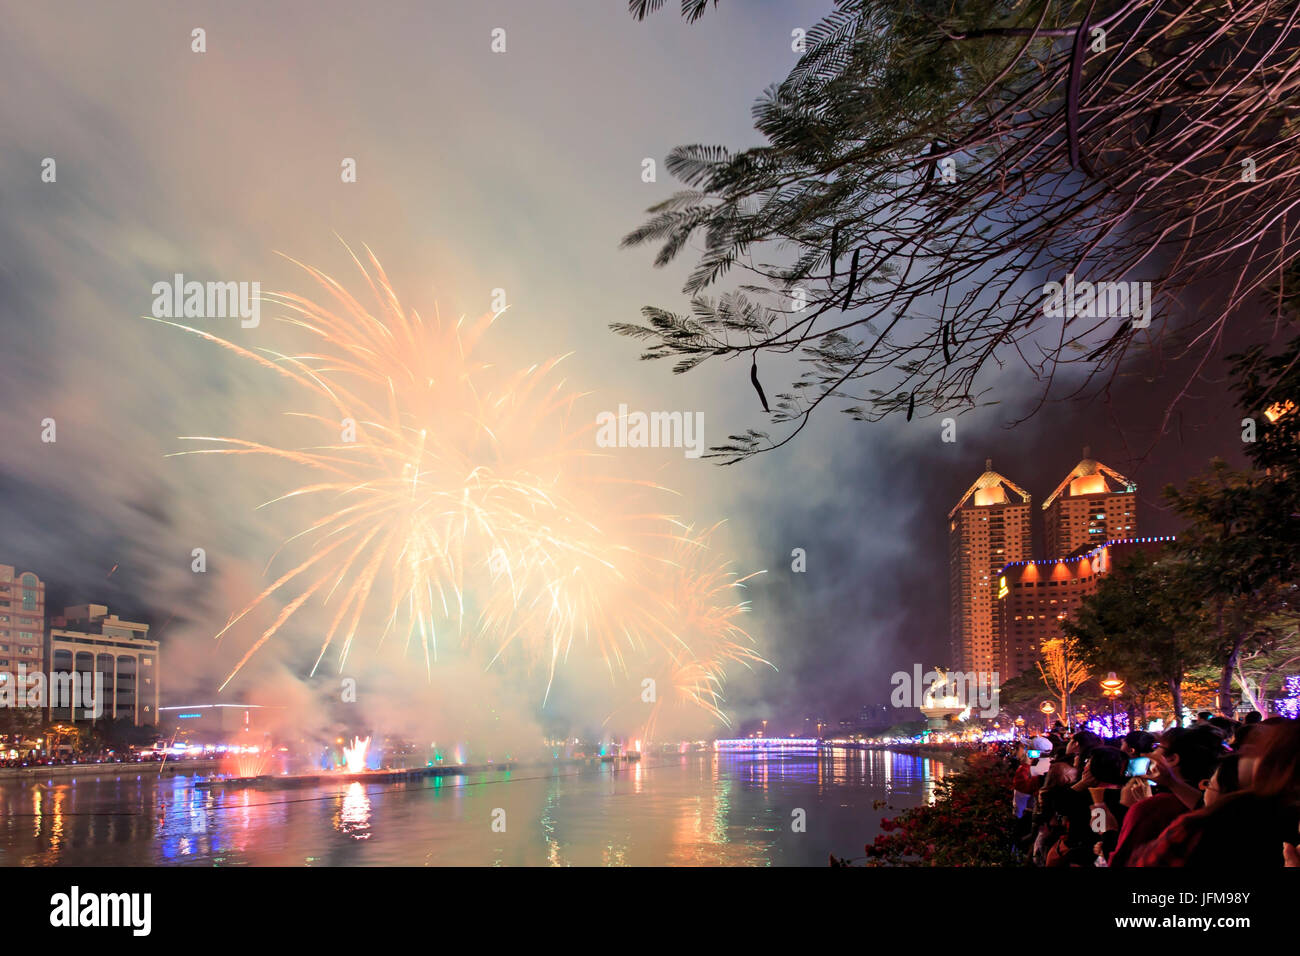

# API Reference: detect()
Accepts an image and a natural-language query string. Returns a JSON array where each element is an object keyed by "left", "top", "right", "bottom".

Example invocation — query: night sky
[{"left": 0, "top": 1, "right": 1270, "bottom": 737}]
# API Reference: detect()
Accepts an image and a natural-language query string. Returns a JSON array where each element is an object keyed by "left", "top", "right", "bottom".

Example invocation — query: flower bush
[{"left": 849, "top": 752, "right": 1021, "bottom": 866}]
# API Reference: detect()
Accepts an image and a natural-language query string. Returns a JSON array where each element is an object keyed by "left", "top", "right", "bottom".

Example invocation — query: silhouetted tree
[
  {"left": 620, "top": 0, "right": 1300, "bottom": 461},
  {"left": 1063, "top": 549, "right": 1215, "bottom": 726},
  {"left": 1163, "top": 283, "right": 1300, "bottom": 713}
]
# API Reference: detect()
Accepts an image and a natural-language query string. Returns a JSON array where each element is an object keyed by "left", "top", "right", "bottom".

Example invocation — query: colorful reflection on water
[
  {"left": 334, "top": 782, "right": 373, "bottom": 840},
  {"left": 0, "top": 749, "right": 945, "bottom": 866}
]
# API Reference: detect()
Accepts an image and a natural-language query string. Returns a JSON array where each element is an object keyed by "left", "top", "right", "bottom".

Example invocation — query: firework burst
[{"left": 155, "top": 245, "right": 768, "bottom": 728}]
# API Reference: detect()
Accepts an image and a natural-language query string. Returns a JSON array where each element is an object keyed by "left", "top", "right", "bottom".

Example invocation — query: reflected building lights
[{"left": 2, "top": 745, "right": 949, "bottom": 865}]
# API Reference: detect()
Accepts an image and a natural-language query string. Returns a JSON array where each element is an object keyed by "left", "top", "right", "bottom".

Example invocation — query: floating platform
[{"left": 195, "top": 761, "right": 518, "bottom": 791}]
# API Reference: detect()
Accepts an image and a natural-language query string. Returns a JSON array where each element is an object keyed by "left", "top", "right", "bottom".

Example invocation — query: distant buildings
[
  {"left": 1042, "top": 449, "right": 1138, "bottom": 556},
  {"left": 948, "top": 450, "right": 1170, "bottom": 683},
  {"left": 158, "top": 703, "right": 282, "bottom": 742},
  {"left": 0, "top": 565, "right": 47, "bottom": 702},
  {"left": 995, "top": 537, "right": 1173, "bottom": 679},
  {"left": 48, "top": 605, "right": 159, "bottom": 726},
  {"left": 0, "top": 559, "right": 162, "bottom": 731},
  {"left": 858, "top": 703, "right": 891, "bottom": 729},
  {"left": 788, "top": 705, "right": 893, "bottom": 738}
]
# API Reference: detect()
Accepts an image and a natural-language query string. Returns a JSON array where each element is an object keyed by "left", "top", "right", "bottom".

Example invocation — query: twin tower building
[{"left": 947, "top": 449, "right": 1171, "bottom": 683}]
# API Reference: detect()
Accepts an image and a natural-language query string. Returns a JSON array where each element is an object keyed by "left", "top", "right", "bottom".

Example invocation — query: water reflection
[
  {"left": 0, "top": 749, "right": 944, "bottom": 866},
  {"left": 718, "top": 747, "right": 947, "bottom": 803},
  {"left": 334, "top": 783, "right": 372, "bottom": 840}
]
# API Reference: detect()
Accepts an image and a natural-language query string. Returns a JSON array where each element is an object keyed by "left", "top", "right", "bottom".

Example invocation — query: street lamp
[
  {"left": 1100, "top": 671, "right": 1125, "bottom": 734},
  {"left": 1039, "top": 700, "right": 1055, "bottom": 733}
]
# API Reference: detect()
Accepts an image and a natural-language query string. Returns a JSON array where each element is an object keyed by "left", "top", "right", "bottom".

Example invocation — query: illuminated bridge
[{"left": 713, "top": 738, "right": 821, "bottom": 752}]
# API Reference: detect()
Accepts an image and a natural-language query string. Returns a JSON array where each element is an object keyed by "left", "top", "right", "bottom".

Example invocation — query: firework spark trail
[
  {"left": 155, "top": 245, "right": 769, "bottom": 727},
  {"left": 343, "top": 736, "right": 370, "bottom": 773}
]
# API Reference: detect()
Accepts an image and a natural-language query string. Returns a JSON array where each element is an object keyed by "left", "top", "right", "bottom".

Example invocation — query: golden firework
[{"left": 155, "top": 245, "right": 768, "bottom": 727}]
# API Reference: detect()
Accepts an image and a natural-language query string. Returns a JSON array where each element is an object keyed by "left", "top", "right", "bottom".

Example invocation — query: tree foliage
[
  {"left": 1063, "top": 549, "right": 1216, "bottom": 725},
  {"left": 1162, "top": 299, "right": 1300, "bottom": 712},
  {"left": 1036, "top": 636, "right": 1090, "bottom": 720},
  {"left": 620, "top": 0, "right": 1300, "bottom": 461},
  {"left": 1234, "top": 614, "right": 1300, "bottom": 713}
]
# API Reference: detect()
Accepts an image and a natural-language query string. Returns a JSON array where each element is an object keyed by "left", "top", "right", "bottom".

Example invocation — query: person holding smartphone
[
  {"left": 1121, "top": 730, "right": 1157, "bottom": 758},
  {"left": 1108, "top": 725, "right": 1224, "bottom": 866},
  {"left": 1045, "top": 746, "right": 1127, "bottom": 866},
  {"left": 1132, "top": 720, "right": 1300, "bottom": 868}
]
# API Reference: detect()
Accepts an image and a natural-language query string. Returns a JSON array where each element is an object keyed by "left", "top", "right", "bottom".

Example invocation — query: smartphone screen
[
  {"left": 1127, "top": 756, "right": 1151, "bottom": 776},
  {"left": 1026, "top": 749, "right": 1041, "bottom": 759}
]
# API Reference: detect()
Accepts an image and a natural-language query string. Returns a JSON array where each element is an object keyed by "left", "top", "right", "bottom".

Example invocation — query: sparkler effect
[
  {"left": 156, "top": 246, "right": 768, "bottom": 730},
  {"left": 221, "top": 746, "right": 270, "bottom": 778},
  {"left": 343, "top": 736, "right": 371, "bottom": 773}
]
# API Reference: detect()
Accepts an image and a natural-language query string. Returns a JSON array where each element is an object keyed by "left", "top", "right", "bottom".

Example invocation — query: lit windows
[{"left": 20, "top": 574, "right": 37, "bottom": 611}]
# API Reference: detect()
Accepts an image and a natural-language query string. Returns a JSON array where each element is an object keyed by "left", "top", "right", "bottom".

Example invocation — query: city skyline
[
  {"left": 0, "top": 1, "right": 1262, "bottom": 734},
  {"left": 0, "top": 433, "right": 1231, "bottom": 734},
  {"left": 2, "top": 0, "right": 1297, "bottom": 889}
]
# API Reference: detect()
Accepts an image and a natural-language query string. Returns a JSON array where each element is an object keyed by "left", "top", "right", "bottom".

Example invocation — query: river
[{"left": 0, "top": 749, "right": 950, "bottom": 866}]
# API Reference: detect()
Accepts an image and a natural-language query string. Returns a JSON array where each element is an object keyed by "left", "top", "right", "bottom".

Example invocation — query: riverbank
[
  {"left": 836, "top": 749, "right": 1017, "bottom": 866},
  {"left": 0, "top": 759, "right": 221, "bottom": 781},
  {"left": 866, "top": 742, "right": 976, "bottom": 772}
]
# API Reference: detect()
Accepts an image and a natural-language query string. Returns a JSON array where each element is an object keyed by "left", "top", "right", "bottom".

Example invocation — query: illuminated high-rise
[
  {"left": 996, "top": 536, "right": 1174, "bottom": 679},
  {"left": 1042, "top": 448, "right": 1137, "bottom": 557},
  {"left": 948, "top": 460, "right": 1032, "bottom": 676}
]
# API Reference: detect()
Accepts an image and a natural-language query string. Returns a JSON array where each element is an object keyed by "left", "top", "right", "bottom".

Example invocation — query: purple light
[
  {"left": 1084, "top": 712, "right": 1130, "bottom": 738},
  {"left": 998, "top": 536, "right": 1177, "bottom": 576},
  {"left": 1274, "top": 675, "right": 1300, "bottom": 720},
  {"left": 714, "top": 738, "right": 820, "bottom": 751}
]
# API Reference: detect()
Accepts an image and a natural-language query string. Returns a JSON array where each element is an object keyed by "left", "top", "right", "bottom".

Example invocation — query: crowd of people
[
  {"left": 1007, "top": 712, "right": 1300, "bottom": 866},
  {"left": 0, "top": 749, "right": 179, "bottom": 769}
]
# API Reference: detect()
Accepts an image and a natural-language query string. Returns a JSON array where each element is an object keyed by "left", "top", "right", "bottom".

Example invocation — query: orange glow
[
  {"left": 223, "top": 747, "right": 270, "bottom": 778},
  {"left": 159, "top": 251, "right": 765, "bottom": 724},
  {"left": 1100, "top": 671, "right": 1125, "bottom": 694},
  {"left": 1068, "top": 473, "right": 1107, "bottom": 496},
  {"left": 343, "top": 736, "right": 370, "bottom": 773},
  {"left": 1264, "top": 399, "right": 1296, "bottom": 423}
]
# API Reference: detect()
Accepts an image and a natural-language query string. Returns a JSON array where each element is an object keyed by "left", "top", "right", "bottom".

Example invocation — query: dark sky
[
  {"left": 720, "top": 317, "right": 1259, "bottom": 731},
  {"left": 0, "top": 1, "right": 1277, "bottom": 738}
]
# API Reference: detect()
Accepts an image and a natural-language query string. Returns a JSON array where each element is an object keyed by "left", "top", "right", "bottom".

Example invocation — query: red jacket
[
  {"left": 1013, "top": 764, "right": 1045, "bottom": 795},
  {"left": 1108, "top": 793, "right": 1189, "bottom": 867}
]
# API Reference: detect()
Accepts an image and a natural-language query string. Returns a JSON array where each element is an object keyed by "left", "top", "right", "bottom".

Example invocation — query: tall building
[
  {"left": 1042, "top": 449, "right": 1138, "bottom": 557},
  {"left": 949, "top": 460, "right": 1033, "bottom": 676},
  {"left": 995, "top": 536, "right": 1175, "bottom": 679},
  {"left": 0, "top": 564, "right": 46, "bottom": 701},
  {"left": 47, "top": 604, "right": 160, "bottom": 726}
]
